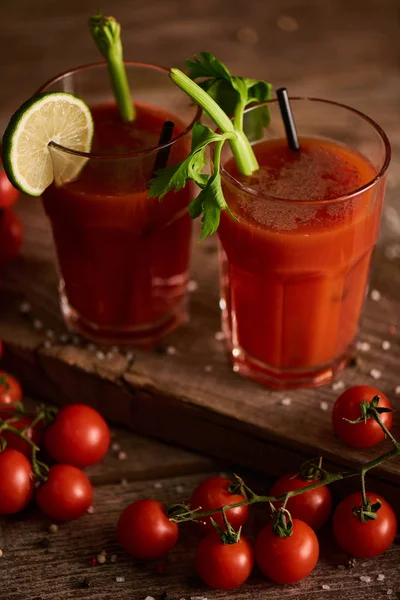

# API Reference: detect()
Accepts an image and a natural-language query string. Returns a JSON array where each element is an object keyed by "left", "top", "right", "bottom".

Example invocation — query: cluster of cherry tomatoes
[
  {"left": 0, "top": 359, "right": 110, "bottom": 520},
  {"left": 0, "top": 159, "right": 23, "bottom": 267},
  {"left": 117, "top": 385, "right": 397, "bottom": 590}
]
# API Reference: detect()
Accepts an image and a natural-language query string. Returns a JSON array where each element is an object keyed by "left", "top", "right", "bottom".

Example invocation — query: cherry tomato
[
  {"left": 190, "top": 476, "right": 249, "bottom": 531},
  {"left": 255, "top": 519, "right": 319, "bottom": 584},
  {"left": 196, "top": 530, "right": 254, "bottom": 589},
  {"left": 270, "top": 473, "right": 332, "bottom": 530},
  {"left": 0, "top": 161, "right": 19, "bottom": 209},
  {"left": 332, "top": 386, "right": 392, "bottom": 448},
  {"left": 2, "top": 416, "right": 44, "bottom": 457},
  {"left": 44, "top": 404, "right": 110, "bottom": 468},
  {"left": 117, "top": 499, "right": 178, "bottom": 560},
  {"left": 0, "top": 449, "right": 33, "bottom": 514},
  {"left": 36, "top": 464, "right": 93, "bottom": 521},
  {"left": 333, "top": 492, "right": 397, "bottom": 558},
  {"left": 0, "top": 370, "right": 23, "bottom": 417},
  {"left": 0, "top": 210, "right": 23, "bottom": 266}
]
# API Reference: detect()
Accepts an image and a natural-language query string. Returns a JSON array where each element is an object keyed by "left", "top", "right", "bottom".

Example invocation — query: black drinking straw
[
  {"left": 276, "top": 88, "right": 300, "bottom": 151},
  {"left": 152, "top": 121, "right": 175, "bottom": 174}
]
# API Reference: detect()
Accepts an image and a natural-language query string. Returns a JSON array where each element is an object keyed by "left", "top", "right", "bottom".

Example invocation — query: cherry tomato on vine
[
  {"left": 118, "top": 499, "right": 179, "bottom": 560},
  {"left": 255, "top": 519, "right": 319, "bottom": 584},
  {"left": 0, "top": 160, "right": 19, "bottom": 209},
  {"left": 196, "top": 530, "right": 254, "bottom": 590},
  {"left": 44, "top": 404, "right": 110, "bottom": 468},
  {"left": 0, "top": 449, "right": 33, "bottom": 514},
  {"left": 190, "top": 476, "right": 249, "bottom": 531},
  {"left": 270, "top": 473, "right": 332, "bottom": 530},
  {"left": 36, "top": 464, "right": 93, "bottom": 521},
  {"left": 0, "top": 370, "right": 23, "bottom": 417},
  {"left": 0, "top": 210, "right": 23, "bottom": 266},
  {"left": 2, "top": 416, "right": 44, "bottom": 457},
  {"left": 332, "top": 386, "right": 392, "bottom": 448},
  {"left": 333, "top": 492, "right": 397, "bottom": 558}
]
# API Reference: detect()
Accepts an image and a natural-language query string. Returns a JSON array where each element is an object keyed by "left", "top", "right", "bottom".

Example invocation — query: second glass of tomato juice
[
  {"left": 37, "top": 62, "right": 200, "bottom": 346},
  {"left": 218, "top": 99, "right": 390, "bottom": 388}
]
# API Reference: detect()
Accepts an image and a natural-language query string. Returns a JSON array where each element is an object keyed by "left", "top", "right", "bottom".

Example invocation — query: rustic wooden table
[{"left": 0, "top": 0, "right": 399, "bottom": 598}]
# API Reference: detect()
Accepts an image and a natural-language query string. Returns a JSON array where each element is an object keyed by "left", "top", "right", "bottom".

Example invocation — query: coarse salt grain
[
  {"left": 116, "top": 577, "right": 125, "bottom": 583},
  {"left": 59, "top": 334, "right": 69, "bottom": 343},
  {"left": 332, "top": 380, "right": 345, "bottom": 391},
  {"left": 87, "top": 505, "right": 95, "bottom": 514},
  {"left": 377, "top": 574, "right": 385, "bottom": 581},
  {"left": 190, "top": 597, "right": 208, "bottom": 600},
  {"left": 215, "top": 331, "right": 225, "bottom": 341},
  {"left": 33, "top": 319, "right": 43, "bottom": 330},
  {"left": 145, "top": 597, "right": 155, "bottom": 600},
  {"left": 371, "top": 289, "right": 382, "bottom": 301},
  {"left": 46, "top": 329, "right": 55, "bottom": 339},
  {"left": 125, "top": 351, "right": 134, "bottom": 361},
  {"left": 0, "top": 549, "right": 3, "bottom": 558},
  {"left": 187, "top": 280, "right": 198, "bottom": 292},
  {"left": 360, "top": 576, "right": 371, "bottom": 583},
  {"left": 357, "top": 341, "right": 371, "bottom": 352},
  {"left": 386, "top": 589, "right": 393, "bottom": 595},
  {"left": 120, "top": 478, "right": 128, "bottom": 486},
  {"left": 370, "top": 369, "right": 382, "bottom": 380},
  {"left": 166, "top": 346, "right": 177, "bottom": 355},
  {"left": 281, "top": 397, "right": 292, "bottom": 406},
  {"left": 87, "top": 343, "right": 97, "bottom": 351},
  {"left": 320, "top": 401, "right": 329, "bottom": 411},
  {"left": 395, "top": 385, "right": 400, "bottom": 395},
  {"left": 96, "top": 351, "right": 105, "bottom": 360},
  {"left": 19, "top": 301, "right": 31, "bottom": 314},
  {"left": 44, "top": 341, "right": 52, "bottom": 349},
  {"left": 111, "top": 442, "right": 121, "bottom": 451},
  {"left": 219, "top": 299, "right": 227, "bottom": 310},
  {"left": 176, "top": 485, "right": 184, "bottom": 493},
  {"left": 154, "top": 482, "right": 163, "bottom": 489},
  {"left": 204, "top": 364, "right": 213, "bottom": 373},
  {"left": 276, "top": 14, "right": 299, "bottom": 32},
  {"left": 322, "top": 585, "right": 331, "bottom": 590},
  {"left": 118, "top": 451, "right": 127, "bottom": 461},
  {"left": 233, "top": 365, "right": 240, "bottom": 372},
  {"left": 110, "top": 554, "right": 117, "bottom": 563}
]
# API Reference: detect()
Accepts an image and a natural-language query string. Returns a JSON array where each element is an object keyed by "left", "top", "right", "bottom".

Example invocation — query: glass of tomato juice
[
  {"left": 37, "top": 62, "right": 200, "bottom": 346},
  {"left": 218, "top": 98, "right": 390, "bottom": 389}
]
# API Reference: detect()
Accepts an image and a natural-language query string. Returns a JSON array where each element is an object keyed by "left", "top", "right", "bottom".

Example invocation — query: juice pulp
[
  {"left": 42, "top": 103, "right": 193, "bottom": 344},
  {"left": 218, "top": 137, "right": 383, "bottom": 386}
]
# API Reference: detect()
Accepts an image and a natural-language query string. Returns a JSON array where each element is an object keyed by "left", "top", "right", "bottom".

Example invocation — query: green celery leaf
[
  {"left": 186, "top": 52, "right": 232, "bottom": 82},
  {"left": 190, "top": 169, "right": 236, "bottom": 240}
]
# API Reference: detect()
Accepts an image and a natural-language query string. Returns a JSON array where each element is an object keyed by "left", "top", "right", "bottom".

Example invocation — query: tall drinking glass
[
  {"left": 37, "top": 62, "right": 200, "bottom": 346},
  {"left": 218, "top": 99, "right": 390, "bottom": 389}
]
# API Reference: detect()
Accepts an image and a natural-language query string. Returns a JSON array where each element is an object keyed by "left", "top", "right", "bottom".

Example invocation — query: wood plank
[{"left": 1, "top": 471, "right": 399, "bottom": 600}]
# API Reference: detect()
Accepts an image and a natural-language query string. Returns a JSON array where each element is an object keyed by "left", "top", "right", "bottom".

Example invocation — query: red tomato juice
[
  {"left": 218, "top": 137, "right": 383, "bottom": 386},
  {"left": 42, "top": 103, "right": 192, "bottom": 344}
]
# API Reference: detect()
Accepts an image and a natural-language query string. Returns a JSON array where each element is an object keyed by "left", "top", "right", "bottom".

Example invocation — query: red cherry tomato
[
  {"left": 0, "top": 161, "right": 19, "bottom": 209},
  {"left": 0, "top": 370, "right": 23, "bottom": 417},
  {"left": 332, "top": 386, "right": 392, "bottom": 448},
  {"left": 255, "top": 519, "right": 319, "bottom": 584},
  {"left": 2, "top": 416, "right": 44, "bottom": 457},
  {"left": 270, "top": 473, "right": 332, "bottom": 530},
  {"left": 44, "top": 404, "right": 110, "bottom": 467},
  {"left": 190, "top": 476, "right": 249, "bottom": 531},
  {"left": 117, "top": 499, "right": 178, "bottom": 560},
  {"left": 36, "top": 464, "right": 93, "bottom": 521},
  {"left": 0, "top": 210, "right": 23, "bottom": 266},
  {"left": 333, "top": 492, "right": 397, "bottom": 558},
  {"left": 0, "top": 449, "right": 34, "bottom": 514},
  {"left": 196, "top": 530, "right": 254, "bottom": 590}
]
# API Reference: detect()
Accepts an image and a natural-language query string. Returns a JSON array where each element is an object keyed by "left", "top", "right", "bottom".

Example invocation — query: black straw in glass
[
  {"left": 152, "top": 121, "right": 175, "bottom": 174},
  {"left": 276, "top": 88, "right": 300, "bottom": 151}
]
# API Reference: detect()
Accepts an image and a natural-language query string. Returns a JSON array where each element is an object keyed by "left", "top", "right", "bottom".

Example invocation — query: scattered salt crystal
[
  {"left": 320, "top": 401, "right": 329, "bottom": 411},
  {"left": 46, "top": 329, "right": 55, "bottom": 339},
  {"left": 281, "top": 397, "right": 292, "bottom": 406},
  {"left": 166, "top": 346, "right": 177, "bottom": 355},
  {"left": 190, "top": 597, "right": 208, "bottom": 600},
  {"left": 395, "top": 386, "right": 400, "bottom": 395},
  {"left": 176, "top": 485, "right": 184, "bottom": 493},
  {"left": 87, "top": 505, "right": 95, "bottom": 514},
  {"left": 377, "top": 574, "right": 385, "bottom": 581},
  {"left": 44, "top": 341, "right": 52, "bottom": 349},
  {"left": 233, "top": 365, "right": 240, "bottom": 373},
  {"left": 276, "top": 15, "right": 299, "bottom": 32},
  {"left": 125, "top": 351, "right": 134, "bottom": 361},
  {"left": 116, "top": 576, "right": 125, "bottom": 583},
  {"left": 386, "top": 589, "right": 393, "bottom": 595},
  {"left": 19, "top": 301, "right": 31, "bottom": 314},
  {"left": 97, "top": 553, "right": 106, "bottom": 565},
  {"left": 59, "top": 334, "right": 69, "bottom": 343},
  {"left": 96, "top": 351, "right": 105, "bottom": 360},
  {"left": 111, "top": 442, "right": 121, "bottom": 451},
  {"left": 332, "top": 380, "right": 345, "bottom": 391},
  {"left": 237, "top": 26, "right": 259, "bottom": 44},
  {"left": 87, "top": 343, "right": 97, "bottom": 351},
  {"left": 371, "top": 289, "right": 382, "bottom": 301},
  {"left": 360, "top": 576, "right": 371, "bottom": 583},
  {"left": 144, "top": 597, "right": 155, "bottom": 600},
  {"left": 370, "top": 369, "right": 382, "bottom": 380},
  {"left": 110, "top": 554, "right": 117, "bottom": 563},
  {"left": 154, "top": 482, "right": 163, "bottom": 489},
  {"left": 120, "top": 478, "right": 128, "bottom": 486},
  {"left": 219, "top": 299, "right": 227, "bottom": 310},
  {"left": 118, "top": 451, "right": 127, "bottom": 461},
  {"left": 382, "top": 340, "right": 391, "bottom": 350},
  {"left": 33, "top": 319, "right": 43, "bottom": 330},
  {"left": 204, "top": 365, "right": 213, "bottom": 373},
  {"left": 187, "top": 279, "right": 198, "bottom": 292},
  {"left": 322, "top": 585, "right": 331, "bottom": 590},
  {"left": 357, "top": 341, "right": 371, "bottom": 352},
  {"left": 0, "top": 549, "right": 3, "bottom": 558},
  {"left": 215, "top": 331, "right": 225, "bottom": 341},
  {"left": 232, "top": 348, "right": 240, "bottom": 358}
]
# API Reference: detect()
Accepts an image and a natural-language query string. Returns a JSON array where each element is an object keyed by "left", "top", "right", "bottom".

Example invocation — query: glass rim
[
  {"left": 220, "top": 97, "right": 391, "bottom": 205},
  {"left": 36, "top": 61, "right": 201, "bottom": 160}
]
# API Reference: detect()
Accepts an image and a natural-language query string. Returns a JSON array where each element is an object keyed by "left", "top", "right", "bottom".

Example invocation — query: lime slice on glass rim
[{"left": 2, "top": 92, "right": 93, "bottom": 196}]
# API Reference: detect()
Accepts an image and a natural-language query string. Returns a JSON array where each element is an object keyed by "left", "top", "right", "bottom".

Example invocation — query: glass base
[
  {"left": 60, "top": 287, "right": 188, "bottom": 348},
  {"left": 227, "top": 342, "right": 352, "bottom": 390}
]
